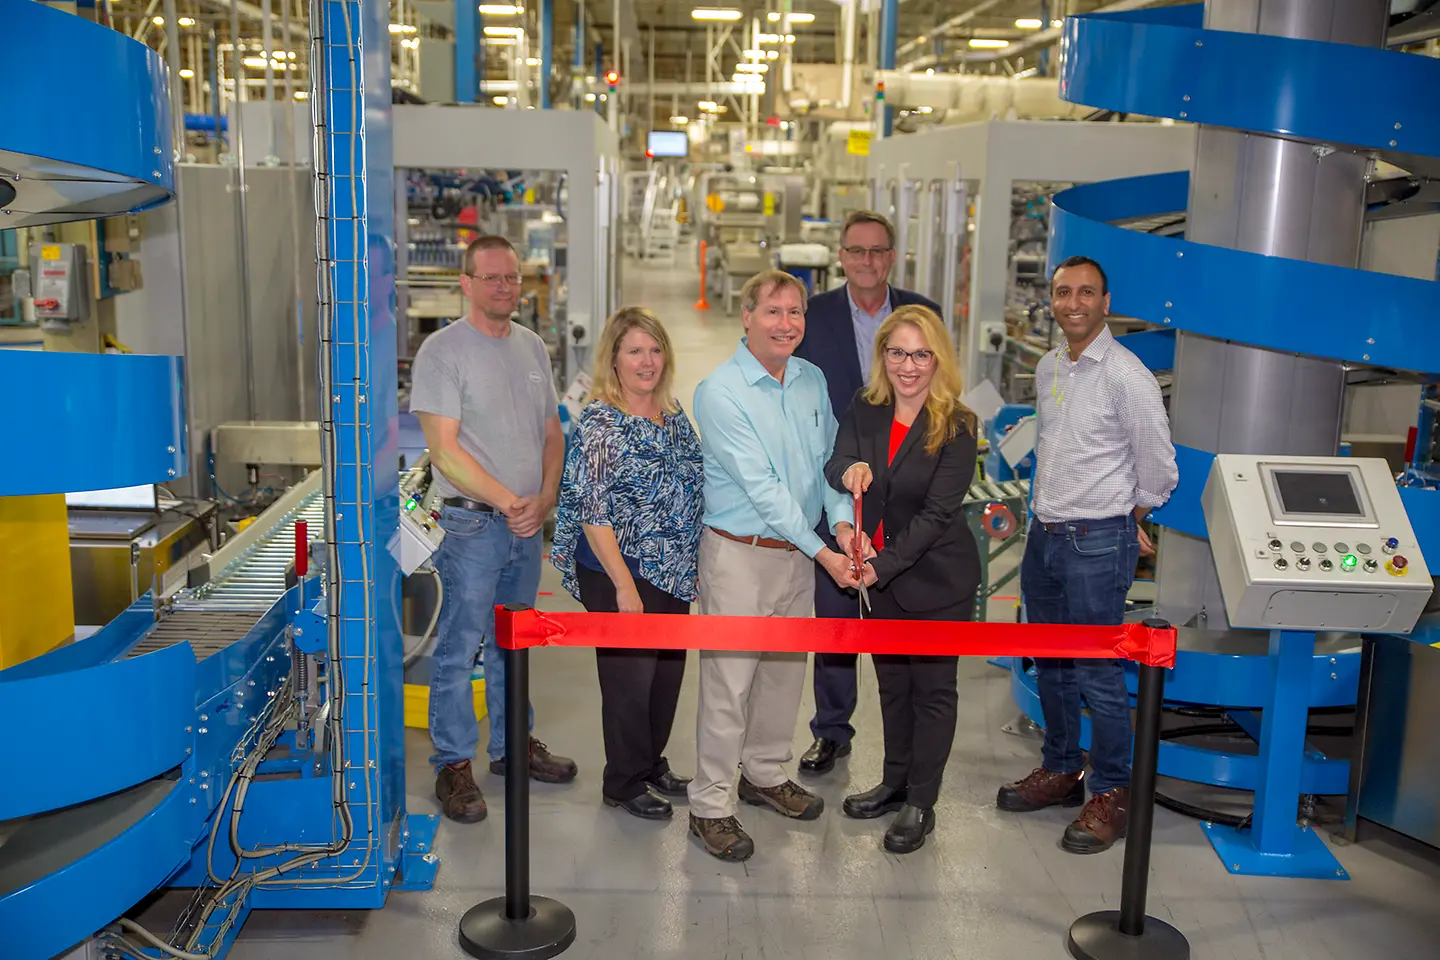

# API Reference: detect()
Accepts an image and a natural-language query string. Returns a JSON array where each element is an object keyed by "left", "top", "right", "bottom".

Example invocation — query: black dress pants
[
  {"left": 576, "top": 566, "right": 689, "bottom": 801},
  {"left": 869, "top": 589, "right": 974, "bottom": 809}
]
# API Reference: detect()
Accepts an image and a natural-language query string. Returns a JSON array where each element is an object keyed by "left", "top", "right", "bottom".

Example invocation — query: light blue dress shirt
[
  {"left": 693, "top": 340, "right": 854, "bottom": 558},
  {"left": 847, "top": 283, "right": 894, "bottom": 381}
]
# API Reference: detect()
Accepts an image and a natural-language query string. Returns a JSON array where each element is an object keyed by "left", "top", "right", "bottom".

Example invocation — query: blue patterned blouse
[{"left": 551, "top": 400, "right": 706, "bottom": 602}]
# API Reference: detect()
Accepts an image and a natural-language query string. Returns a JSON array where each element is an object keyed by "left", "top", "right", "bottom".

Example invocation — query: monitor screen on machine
[
  {"left": 1259, "top": 463, "right": 1375, "bottom": 526},
  {"left": 647, "top": 130, "right": 689, "bottom": 158}
]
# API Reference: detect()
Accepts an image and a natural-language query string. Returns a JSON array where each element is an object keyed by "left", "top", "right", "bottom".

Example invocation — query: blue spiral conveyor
[{"left": 1012, "top": 2, "right": 1440, "bottom": 877}]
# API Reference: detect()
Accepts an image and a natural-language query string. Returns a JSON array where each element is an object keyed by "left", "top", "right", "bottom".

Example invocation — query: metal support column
[
  {"left": 455, "top": 0, "right": 477, "bottom": 102},
  {"left": 1156, "top": 0, "right": 1390, "bottom": 631},
  {"left": 878, "top": 0, "right": 898, "bottom": 137},
  {"left": 540, "top": 0, "right": 553, "bottom": 108}
]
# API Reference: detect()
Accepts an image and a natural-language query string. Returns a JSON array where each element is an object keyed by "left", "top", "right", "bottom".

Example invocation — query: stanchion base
[
  {"left": 459, "top": 896, "right": 577, "bottom": 960},
  {"left": 1067, "top": 911, "right": 1189, "bottom": 960}
]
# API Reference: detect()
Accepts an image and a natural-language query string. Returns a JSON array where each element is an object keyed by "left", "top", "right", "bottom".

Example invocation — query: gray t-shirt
[{"left": 409, "top": 319, "right": 558, "bottom": 501}]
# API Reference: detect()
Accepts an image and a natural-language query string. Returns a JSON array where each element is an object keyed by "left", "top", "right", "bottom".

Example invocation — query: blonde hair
[
  {"left": 862, "top": 304, "right": 978, "bottom": 454},
  {"left": 588, "top": 306, "right": 680, "bottom": 414}
]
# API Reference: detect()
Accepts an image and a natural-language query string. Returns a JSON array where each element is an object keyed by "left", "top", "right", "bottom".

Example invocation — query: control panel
[
  {"left": 1201, "top": 454, "right": 1433, "bottom": 633},
  {"left": 398, "top": 456, "right": 445, "bottom": 575}
]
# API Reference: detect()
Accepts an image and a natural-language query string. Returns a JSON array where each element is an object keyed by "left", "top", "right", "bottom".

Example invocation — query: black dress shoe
[
  {"left": 646, "top": 769, "right": 692, "bottom": 797},
  {"left": 603, "top": 788, "right": 673, "bottom": 820},
  {"left": 883, "top": 804, "right": 936, "bottom": 854},
  {"left": 843, "top": 783, "right": 907, "bottom": 820},
  {"left": 799, "top": 737, "right": 851, "bottom": 774}
]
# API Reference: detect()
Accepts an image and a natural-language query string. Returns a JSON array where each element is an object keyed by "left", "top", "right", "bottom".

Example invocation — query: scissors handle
[{"left": 851, "top": 492, "right": 864, "bottom": 578}]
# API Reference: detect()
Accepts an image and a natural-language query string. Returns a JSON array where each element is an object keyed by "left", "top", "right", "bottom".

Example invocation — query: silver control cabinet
[{"left": 1201, "top": 454, "right": 1433, "bottom": 633}]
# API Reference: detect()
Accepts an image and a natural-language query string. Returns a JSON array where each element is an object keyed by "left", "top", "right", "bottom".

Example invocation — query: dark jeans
[
  {"left": 576, "top": 566, "right": 689, "bottom": 801},
  {"left": 810, "top": 560, "right": 860, "bottom": 745},
  {"left": 869, "top": 588, "right": 972, "bottom": 809},
  {"left": 1021, "top": 515, "right": 1140, "bottom": 796}
]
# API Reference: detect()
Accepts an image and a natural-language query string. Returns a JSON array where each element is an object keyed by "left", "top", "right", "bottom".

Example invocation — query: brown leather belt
[{"left": 708, "top": 526, "right": 800, "bottom": 552}]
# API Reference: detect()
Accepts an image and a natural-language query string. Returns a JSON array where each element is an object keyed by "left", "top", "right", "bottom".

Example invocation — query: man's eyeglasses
[
  {"left": 465, "top": 272, "right": 523, "bottom": 287},
  {"left": 884, "top": 347, "right": 935, "bottom": 367},
  {"left": 840, "top": 245, "right": 893, "bottom": 259}
]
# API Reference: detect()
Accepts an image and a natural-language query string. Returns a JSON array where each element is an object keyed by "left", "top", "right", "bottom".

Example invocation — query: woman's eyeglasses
[{"left": 884, "top": 347, "right": 935, "bottom": 367}]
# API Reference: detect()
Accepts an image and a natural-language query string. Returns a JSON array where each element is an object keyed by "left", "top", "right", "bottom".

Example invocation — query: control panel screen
[{"left": 1272, "top": 471, "right": 1363, "bottom": 517}]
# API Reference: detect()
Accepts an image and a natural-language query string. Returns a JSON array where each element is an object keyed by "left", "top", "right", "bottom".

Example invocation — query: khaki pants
[{"left": 687, "top": 527, "right": 816, "bottom": 819}]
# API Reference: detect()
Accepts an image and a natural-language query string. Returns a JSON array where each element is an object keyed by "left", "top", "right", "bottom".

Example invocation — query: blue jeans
[
  {"left": 429, "top": 505, "right": 541, "bottom": 769},
  {"left": 1021, "top": 515, "right": 1139, "bottom": 795}
]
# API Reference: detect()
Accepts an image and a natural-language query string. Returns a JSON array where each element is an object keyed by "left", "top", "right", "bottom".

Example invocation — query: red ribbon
[{"left": 495, "top": 607, "right": 1177, "bottom": 668}]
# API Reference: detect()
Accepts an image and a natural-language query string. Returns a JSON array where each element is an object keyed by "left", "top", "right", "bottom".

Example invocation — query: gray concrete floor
[{"left": 223, "top": 255, "right": 1440, "bottom": 959}]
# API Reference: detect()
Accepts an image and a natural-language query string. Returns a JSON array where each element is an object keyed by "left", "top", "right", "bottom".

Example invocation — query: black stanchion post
[
  {"left": 459, "top": 605, "right": 577, "bottom": 960},
  {"left": 1067, "top": 618, "right": 1189, "bottom": 960}
]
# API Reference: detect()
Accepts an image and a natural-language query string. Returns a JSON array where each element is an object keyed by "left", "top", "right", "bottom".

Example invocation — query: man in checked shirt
[{"left": 996, "top": 255, "right": 1178, "bottom": 854}]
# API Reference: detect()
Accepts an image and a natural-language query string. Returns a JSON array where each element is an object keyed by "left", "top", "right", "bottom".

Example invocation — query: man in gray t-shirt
[{"left": 410, "top": 234, "right": 578, "bottom": 825}]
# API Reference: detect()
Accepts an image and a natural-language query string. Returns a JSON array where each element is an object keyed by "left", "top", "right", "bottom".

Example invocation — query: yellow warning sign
[
  {"left": 40, "top": 245, "right": 61, "bottom": 260},
  {"left": 706, "top": 193, "right": 725, "bottom": 213},
  {"left": 846, "top": 129, "right": 872, "bottom": 156},
  {"left": 763, "top": 193, "right": 776, "bottom": 216}
]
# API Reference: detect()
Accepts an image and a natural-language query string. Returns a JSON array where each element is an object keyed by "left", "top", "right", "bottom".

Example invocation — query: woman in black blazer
[{"left": 824, "top": 303, "right": 981, "bottom": 854}]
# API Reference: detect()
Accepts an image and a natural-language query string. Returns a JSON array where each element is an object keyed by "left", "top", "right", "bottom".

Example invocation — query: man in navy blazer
[{"left": 793, "top": 209, "right": 942, "bottom": 775}]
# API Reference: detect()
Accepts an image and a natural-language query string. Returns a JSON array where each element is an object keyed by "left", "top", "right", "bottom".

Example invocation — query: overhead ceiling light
[
  {"left": 698, "top": 99, "right": 718, "bottom": 110},
  {"left": 786, "top": 12, "right": 815, "bottom": 24},
  {"left": 757, "top": 33, "right": 780, "bottom": 43},
  {"left": 925, "top": 67, "right": 935, "bottom": 75},
  {"left": 484, "top": 25, "right": 524, "bottom": 36},
  {"left": 1015, "top": 18, "right": 1043, "bottom": 29},
  {"left": 585, "top": 92, "right": 597, "bottom": 101},
  {"left": 178, "top": 16, "right": 196, "bottom": 27},
  {"left": 401, "top": 37, "right": 420, "bottom": 49},
  {"left": 968, "top": 38, "right": 1010, "bottom": 49},
  {"left": 178, "top": 68, "right": 195, "bottom": 78},
  {"left": 671, "top": 115, "right": 689, "bottom": 124},
  {"left": 691, "top": 8, "right": 742, "bottom": 21},
  {"left": 1052, "top": 19, "right": 1064, "bottom": 28},
  {"left": 525, "top": 57, "right": 541, "bottom": 66},
  {"left": 734, "top": 62, "right": 768, "bottom": 73},
  {"left": 389, "top": 23, "right": 418, "bottom": 34},
  {"left": 493, "top": 95, "right": 510, "bottom": 105},
  {"left": 151, "top": 15, "right": 164, "bottom": 25},
  {"left": 479, "top": 3, "right": 524, "bottom": 14},
  {"left": 294, "top": 90, "right": 309, "bottom": 100},
  {"left": 743, "top": 48, "right": 765, "bottom": 58},
  {"left": 732, "top": 73, "right": 764, "bottom": 84},
  {"left": 242, "top": 56, "right": 268, "bottom": 67},
  {"left": 766, "top": 50, "right": 778, "bottom": 59}
]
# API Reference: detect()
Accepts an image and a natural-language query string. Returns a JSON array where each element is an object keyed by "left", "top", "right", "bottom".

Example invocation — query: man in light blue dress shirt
[{"left": 686, "top": 270, "right": 863, "bottom": 862}]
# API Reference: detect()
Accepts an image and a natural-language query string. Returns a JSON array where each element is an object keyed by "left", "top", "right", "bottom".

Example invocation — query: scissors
[{"left": 852, "top": 491, "right": 870, "bottom": 617}]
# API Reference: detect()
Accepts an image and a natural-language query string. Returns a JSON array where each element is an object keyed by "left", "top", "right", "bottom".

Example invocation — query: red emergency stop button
[{"left": 1386, "top": 555, "right": 1409, "bottom": 576}]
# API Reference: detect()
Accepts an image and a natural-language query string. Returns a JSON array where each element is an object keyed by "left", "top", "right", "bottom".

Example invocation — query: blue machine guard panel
[
  {"left": 0, "top": 351, "right": 187, "bottom": 497},
  {"left": 0, "top": 641, "right": 196, "bottom": 820}
]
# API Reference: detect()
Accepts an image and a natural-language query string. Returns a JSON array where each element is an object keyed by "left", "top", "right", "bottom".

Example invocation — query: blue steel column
[
  {"left": 318, "top": 0, "right": 405, "bottom": 878},
  {"left": 878, "top": 0, "right": 897, "bottom": 136},
  {"left": 455, "top": 0, "right": 477, "bottom": 102},
  {"left": 541, "top": 0, "right": 553, "bottom": 108}
]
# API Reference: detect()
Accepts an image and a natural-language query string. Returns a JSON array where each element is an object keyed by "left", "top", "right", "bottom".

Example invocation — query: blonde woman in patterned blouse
[{"left": 550, "top": 306, "right": 705, "bottom": 821}]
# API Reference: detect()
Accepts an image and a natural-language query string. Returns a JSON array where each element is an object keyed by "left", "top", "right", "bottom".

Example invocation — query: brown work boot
[
  {"left": 737, "top": 775, "right": 825, "bottom": 820},
  {"left": 436, "top": 760, "right": 487, "bottom": 823},
  {"left": 996, "top": 767, "right": 1086, "bottom": 812},
  {"left": 1062, "top": 788, "right": 1129, "bottom": 854},
  {"left": 689, "top": 814, "right": 755, "bottom": 861},
  {"left": 489, "top": 737, "right": 578, "bottom": 783}
]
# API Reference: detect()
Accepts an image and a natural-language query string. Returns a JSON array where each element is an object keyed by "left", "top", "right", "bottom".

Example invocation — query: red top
[{"left": 873, "top": 418, "right": 911, "bottom": 551}]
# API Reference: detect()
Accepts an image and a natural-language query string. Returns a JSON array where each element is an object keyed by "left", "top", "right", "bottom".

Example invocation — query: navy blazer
[{"left": 794, "top": 283, "right": 942, "bottom": 421}]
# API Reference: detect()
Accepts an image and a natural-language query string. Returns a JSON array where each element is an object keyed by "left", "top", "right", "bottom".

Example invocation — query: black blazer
[
  {"left": 794, "top": 283, "right": 942, "bottom": 421},
  {"left": 824, "top": 397, "right": 980, "bottom": 614}
]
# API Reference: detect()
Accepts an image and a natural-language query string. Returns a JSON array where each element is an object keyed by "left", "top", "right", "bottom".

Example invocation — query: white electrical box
[
  {"left": 1201, "top": 454, "right": 1433, "bottom": 633},
  {"left": 397, "top": 459, "right": 446, "bottom": 575}
]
